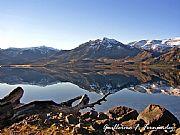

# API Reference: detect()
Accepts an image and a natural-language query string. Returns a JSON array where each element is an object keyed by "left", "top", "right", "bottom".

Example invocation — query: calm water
[{"left": 0, "top": 67, "right": 179, "bottom": 119}]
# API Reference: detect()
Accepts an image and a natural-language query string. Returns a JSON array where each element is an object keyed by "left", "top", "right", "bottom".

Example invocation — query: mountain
[
  {"left": 128, "top": 37, "right": 180, "bottom": 52},
  {"left": 0, "top": 37, "right": 179, "bottom": 66},
  {"left": 45, "top": 37, "right": 179, "bottom": 67},
  {"left": 44, "top": 37, "right": 141, "bottom": 65},
  {"left": 0, "top": 46, "right": 59, "bottom": 65}
]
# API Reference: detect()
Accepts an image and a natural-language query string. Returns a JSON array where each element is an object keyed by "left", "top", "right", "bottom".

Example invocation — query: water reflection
[
  {"left": 0, "top": 67, "right": 179, "bottom": 119},
  {"left": 0, "top": 67, "right": 179, "bottom": 95}
]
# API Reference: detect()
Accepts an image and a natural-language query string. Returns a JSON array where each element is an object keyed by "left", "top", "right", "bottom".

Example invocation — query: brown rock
[
  {"left": 0, "top": 87, "right": 24, "bottom": 107},
  {"left": 118, "top": 119, "right": 144, "bottom": 134},
  {"left": 73, "top": 126, "right": 89, "bottom": 134},
  {"left": 85, "top": 117, "right": 93, "bottom": 123},
  {"left": 0, "top": 102, "right": 14, "bottom": 121},
  {"left": 108, "top": 119, "right": 117, "bottom": 126},
  {"left": 81, "top": 112, "right": 90, "bottom": 119},
  {"left": 121, "top": 119, "right": 145, "bottom": 127},
  {"left": 79, "top": 118, "right": 93, "bottom": 126},
  {"left": 65, "top": 114, "right": 79, "bottom": 125},
  {"left": 98, "top": 112, "right": 109, "bottom": 120},
  {"left": 107, "top": 106, "right": 138, "bottom": 122},
  {"left": 89, "top": 110, "right": 98, "bottom": 119},
  {"left": 148, "top": 130, "right": 166, "bottom": 135},
  {"left": 92, "top": 119, "right": 109, "bottom": 130},
  {"left": 75, "top": 123, "right": 87, "bottom": 128},
  {"left": 0, "top": 102, "right": 14, "bottom": 129},
  {"left": 137, "top": 104, "right": 179, "bottom": 126},
  {"left": 176, "top": 128, "right": 180, "bottom": 134}
]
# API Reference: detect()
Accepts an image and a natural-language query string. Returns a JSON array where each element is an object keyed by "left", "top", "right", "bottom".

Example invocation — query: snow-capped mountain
[
  {"left": 0, "top": 37, "right": 179, "bottom": 66},
  {"left": 77, "top": 37, "right": 141, "bottom": 58},
  {"left": 88, "top": 37, "right": 120, "bottom": 49},
  {"left": 128, "top": 37, "right": 180, "bottom": 52},
  {"left": 44, "top": 37, "right": 141, "bottom": 65},
  {"left": 0, "top": 46, "right": 60, "bottom": 65}
]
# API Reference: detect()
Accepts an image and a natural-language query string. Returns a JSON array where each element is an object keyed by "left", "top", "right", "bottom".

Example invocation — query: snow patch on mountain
[
  {"left": 88, "top": 37, "right": 122, "bottom": 50},
  {"left": 162, "top": 37, "right": 180, "bottom": 46},
  {"left": 128, "top": 37, "right": 180, "bottom": 52},
  {"left": 102, "top": 37, "right": 119, "bottom": 45}
]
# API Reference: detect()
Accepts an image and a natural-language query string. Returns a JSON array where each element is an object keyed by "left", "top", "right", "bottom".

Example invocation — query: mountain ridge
[{"left": 0, "top": 37, "right": 179, "bottom": 67}]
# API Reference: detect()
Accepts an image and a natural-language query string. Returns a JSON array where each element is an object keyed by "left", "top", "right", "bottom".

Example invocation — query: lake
[{"left": 0, "top": 67, "right": 179, "bottom": 120}]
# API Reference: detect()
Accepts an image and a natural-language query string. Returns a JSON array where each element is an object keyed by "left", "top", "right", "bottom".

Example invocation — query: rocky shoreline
[{"left": 0, "top": 87, "right": 179, "bottom": 135}]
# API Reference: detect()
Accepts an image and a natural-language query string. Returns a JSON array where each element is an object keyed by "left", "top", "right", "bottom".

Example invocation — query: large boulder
[
  {"left": 137, "top": 104, "right": 179, "bottom": 126},
  {"left": 106, "top": 106, "right": 138, "bottom": 122},
  {"left": 0, "top": 87, "right": 24, "bottom": 107},
  {"left": 176, "top": 128, "right": 180, "bottom": 134}
]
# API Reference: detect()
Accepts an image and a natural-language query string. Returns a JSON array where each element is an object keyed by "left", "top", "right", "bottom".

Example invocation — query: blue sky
[{"left": 0, "top": 0, "right": 180, "bottom": 49}]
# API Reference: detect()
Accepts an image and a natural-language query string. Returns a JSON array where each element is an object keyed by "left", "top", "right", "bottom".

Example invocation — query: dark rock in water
[
  {"left": 107, "top": 106, "right": 138, "bottom": 122},
  {"left": 65, "top": 114, "right": 79, "bottom": 125},
  {"left": 137, "top": 104, "right": 179, "bottom": 126}
]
